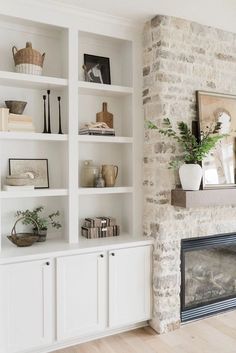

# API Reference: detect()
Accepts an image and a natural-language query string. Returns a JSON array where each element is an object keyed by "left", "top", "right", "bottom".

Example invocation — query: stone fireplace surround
[{"left": 143, "top": 15, "right": 236, "bottom": 333}]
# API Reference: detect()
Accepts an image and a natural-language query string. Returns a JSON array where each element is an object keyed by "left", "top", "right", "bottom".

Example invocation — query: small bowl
[
  {"left": 5, "top": 100, "right": 27, "bottom": 115},
  {"left": 6, "top": 175, "right": 30, "bottom": 186}
]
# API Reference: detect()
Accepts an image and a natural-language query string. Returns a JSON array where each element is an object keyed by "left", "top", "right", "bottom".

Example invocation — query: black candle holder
[
  {"left": 47, "top": 90, "right": 51, "bottom": 134},
  {"left": 57, "top": 96, "right": 63, "bottom": 134},
  {"left": 42, "top": 95, "right": 47, "bottom": 133}
]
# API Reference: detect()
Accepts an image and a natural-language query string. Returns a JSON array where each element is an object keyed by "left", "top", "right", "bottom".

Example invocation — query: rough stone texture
[{"left": 143, "top": 15, "right": 236, "bottom": 333}]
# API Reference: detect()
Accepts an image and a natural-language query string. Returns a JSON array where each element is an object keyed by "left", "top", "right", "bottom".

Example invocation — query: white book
[
  {"left": 3, "top": 185, "right": 35, "bottom": 191},
  {"left": 0, "top": 108, "right": 9, "bottom": 131}
]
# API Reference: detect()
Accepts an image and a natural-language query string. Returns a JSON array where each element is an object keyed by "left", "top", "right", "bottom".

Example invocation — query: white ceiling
[{"left": 49, "top": 0, "right": 236, "bottom": 33}]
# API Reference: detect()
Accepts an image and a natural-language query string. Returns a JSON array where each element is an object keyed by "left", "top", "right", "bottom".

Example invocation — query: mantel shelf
[{"left": 171, "top": 188, "right": 236, "bottom": 208}]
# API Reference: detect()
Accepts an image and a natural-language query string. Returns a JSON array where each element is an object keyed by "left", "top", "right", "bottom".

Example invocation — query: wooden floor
[{"left": 55, "top": 311, "right": 236, "bottom": 353}]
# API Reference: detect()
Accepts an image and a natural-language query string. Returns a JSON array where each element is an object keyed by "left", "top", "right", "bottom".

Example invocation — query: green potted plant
[
  {"left": 148, "top": 118, "right": 226, "bottom": 190},
  {"left": 15, "top": 206, "right": 61, "bottom": 242}
]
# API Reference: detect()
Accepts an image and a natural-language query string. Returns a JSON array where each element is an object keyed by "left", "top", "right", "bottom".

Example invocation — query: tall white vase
[{"left": 179, "top": 164, "right": 202, "bottom": 191}]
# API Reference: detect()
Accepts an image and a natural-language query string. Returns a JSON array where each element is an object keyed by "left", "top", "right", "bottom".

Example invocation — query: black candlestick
[
  {"left": 47, "top": 90, "right": 51, "bottom": 133},
  {"left": 42, "top": 95, "right": 47, "bottom": 133},
  {"left": 57, "top": 96, "right": 63, "bottom": 134}
]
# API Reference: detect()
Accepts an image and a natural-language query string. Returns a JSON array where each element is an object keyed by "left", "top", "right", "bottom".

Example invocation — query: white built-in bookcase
[{"left": 0, "top": 9, "right": 143, "bottom": 252}]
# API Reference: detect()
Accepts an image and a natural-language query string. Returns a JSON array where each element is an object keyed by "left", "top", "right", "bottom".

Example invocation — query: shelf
[
  {"left": 78, "top": 187, "right": 133, "bottom": 195},
  {"left": 0, "top": 71, "right": 68, "bottom": 90},
  {"left": 171, "top": 188, "right": 236, "bottom": 208},
  {"left": 0, "top": 189, "right": 68, "bottom": 199},
  {"left": 78, "top": 81, "right": 133, "bottom": 97},
  {"left": 78, "top": 135, "right": 133, "bottom": 144},
  {"left": 0, "top": 235, "right": 154, "bottom": 263},
  {"left": 0, "top": 132, "right": 68, "bottom": 141}
]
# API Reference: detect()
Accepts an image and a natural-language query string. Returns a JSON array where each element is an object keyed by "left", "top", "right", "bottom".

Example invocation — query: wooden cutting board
[{"left": 96, "top": 102, "right": 113, "bottom": 128}]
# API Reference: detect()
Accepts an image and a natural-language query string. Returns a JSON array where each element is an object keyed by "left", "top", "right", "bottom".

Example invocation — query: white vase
[{"left": 179, "top": 164, "right": 202, "bottom": 191}]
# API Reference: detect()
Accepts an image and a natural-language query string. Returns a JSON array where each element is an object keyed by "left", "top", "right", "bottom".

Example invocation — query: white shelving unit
[{"left": 0, "top": 8, "right": 143, "bottom": 253}]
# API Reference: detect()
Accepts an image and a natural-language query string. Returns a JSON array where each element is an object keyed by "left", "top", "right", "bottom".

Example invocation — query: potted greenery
[
  {"left": 16, "top": 206, "right": 61, "bottom": 242},
  {"left": 148, "top": 118, "right": 225, "bottom": 190}
]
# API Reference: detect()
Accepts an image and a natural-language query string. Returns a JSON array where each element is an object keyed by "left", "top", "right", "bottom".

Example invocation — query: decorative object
[
  {"left": 6, "top": 172, "right": 35, "bottom": 186},
  {"left": 9, "top": 159, "right": 49, "bottom": 189},
  {"left": 12, "top": 42, "right": 45, "bottom": 76},
  {"left": 102, "top": 165, "right": 118, "bottom": 187},
  {"left": 57, "top": 96, "right": 63, "bottom": 134},
  {"left": 197, "top": 91, "right": 236, "bottom": 189},
  {"left": 79, "top": 122, "right": 115, "bottom": 136},
  {"left": 16, "top": 206, "right": 61, "bottom": 242},
  {"left": 95, "top": 168, "right": 105, "bottom": 188},
  {"left": 7, "top": 216, "right": 39, "bottom": 247},
  {"left": 83, "top": 54, "right": 111, "bottom": 84},
  {"left": 47, "top": 90, "right": 51, "bottom": 133},
  {"left": 5, "top": 100, "right": 27, "bottom": 115},
  {"left": 81, "top": 160, "right": 99, "bottom": 187},
  {"left": 42, "top": 95, "right": 47, "bottom": 133},
  {"left": 96, "top": 102, "right": 113, "bottom": 128},
  {"left": 81, "top": 216, "right": 119, "bottom": 239},
  {"left": 148, "top": 118, "right": 225, "bottom": 191}
]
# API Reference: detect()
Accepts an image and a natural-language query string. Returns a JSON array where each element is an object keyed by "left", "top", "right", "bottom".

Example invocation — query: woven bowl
[
  {"left": 5, "top": 100, "right": 27, "bottom": 115},
  {"left": 7, "top": 233, "right": 39, "bottom": 247}
]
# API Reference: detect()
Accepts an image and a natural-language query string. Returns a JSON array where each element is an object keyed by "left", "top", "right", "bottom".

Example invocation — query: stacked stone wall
[{"left": 143, "top": 15, "right": 236, "bottom": 333}]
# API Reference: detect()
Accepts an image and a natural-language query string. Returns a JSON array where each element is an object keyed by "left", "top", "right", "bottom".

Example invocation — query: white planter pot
[{"left": 179, "top": 164, "right": 202, "bottom": 191}]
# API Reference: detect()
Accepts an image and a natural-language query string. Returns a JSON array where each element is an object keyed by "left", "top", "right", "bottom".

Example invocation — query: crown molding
[{"left": 27, "top": 0, "right": 142, "bottom": 29}]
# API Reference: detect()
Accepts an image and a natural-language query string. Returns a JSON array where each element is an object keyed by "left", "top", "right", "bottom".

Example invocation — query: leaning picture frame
[
  {"left": 83, "top": 54, "right": 111, "bottom": 85},
  {"left": 9, "top": 158, "right": 49, "bottom": 189},
  {"left": 197, "top": 90, "right": 236, "bottom": 189}
]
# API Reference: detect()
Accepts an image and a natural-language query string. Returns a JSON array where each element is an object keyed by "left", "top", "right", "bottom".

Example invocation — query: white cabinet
[
  {"left": 57, "top": 245, "right": 152, "bottom": 341},
  {"left": 109, "top": 246, "right": 152, "bottom": 327},
  {"left": 0, "top": 259, "right": 53, "bottom": 353},
  {"left": 57, "top": 251, "right": 106, "bottom": 340}
]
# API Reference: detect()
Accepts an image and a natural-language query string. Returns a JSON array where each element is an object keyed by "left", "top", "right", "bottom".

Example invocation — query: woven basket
[
  {"left": 12, "top": 42, "right": 45, "bottom": 76},
  {"left": 7, "top": 216, "right": 39, "bottom": 247}
]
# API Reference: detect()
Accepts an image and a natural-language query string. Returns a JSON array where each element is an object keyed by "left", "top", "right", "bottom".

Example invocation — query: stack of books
[
  {"left": 81, "top": 216, "right": 120, "bottom": 239},
  {"left": 0, "top": 108, "right": 35, "bottom": 132},
  {"left": 79, "top": 127, "right": 115, "bottom": 136}
]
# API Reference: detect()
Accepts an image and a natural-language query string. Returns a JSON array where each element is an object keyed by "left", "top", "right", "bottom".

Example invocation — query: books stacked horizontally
[
  {"left": 79, "top": 122, "right": 115, "bottom": 136},
  {"left": 0, "top": 108, "right": 35, "bottom": 132},
  {"left": 81, "top": 216, "right": 120, "bottom": 239}
]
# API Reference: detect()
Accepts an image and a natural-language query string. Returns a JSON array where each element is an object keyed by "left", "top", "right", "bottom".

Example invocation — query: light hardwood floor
[{"left": 54, "top": 311, "right": 236, "bottom": 353}]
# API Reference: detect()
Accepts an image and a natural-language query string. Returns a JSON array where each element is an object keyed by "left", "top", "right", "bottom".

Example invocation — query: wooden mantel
[{"left": 171, "top": 188, "right": 236, "bottom": 208}]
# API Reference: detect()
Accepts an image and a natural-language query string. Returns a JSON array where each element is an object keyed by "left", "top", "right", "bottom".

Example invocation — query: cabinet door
[
  {"left": 0, "top": 259, "right": 53, "bottom": 353},
  {"left": 57, "top": 252, "right": 106, "bottom": 340},
  {"left": 109, "top": 245, "right": 152, "bottom": 328}
]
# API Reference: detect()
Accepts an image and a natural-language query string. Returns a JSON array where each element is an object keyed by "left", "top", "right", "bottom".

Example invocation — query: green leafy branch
[{"left": 147, "top": 118, "right": 226, "bottom": 168}]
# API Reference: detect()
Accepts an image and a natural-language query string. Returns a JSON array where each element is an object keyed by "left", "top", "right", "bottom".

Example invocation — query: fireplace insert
[{"left": 181, "top": 233, "right": 236, "bottom": 322}]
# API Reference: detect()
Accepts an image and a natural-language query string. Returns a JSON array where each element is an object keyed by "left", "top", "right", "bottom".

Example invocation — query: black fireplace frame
[{"left": 181, "top": 233, "right": 236, "bottom": 322}]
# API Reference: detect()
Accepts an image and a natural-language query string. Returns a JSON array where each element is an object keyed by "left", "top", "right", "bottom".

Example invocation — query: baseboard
[{"left": 33, "top": 321, "right": 149, "bottom": 353}]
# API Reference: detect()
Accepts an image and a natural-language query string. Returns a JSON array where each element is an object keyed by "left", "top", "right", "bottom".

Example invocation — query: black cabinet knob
[
  {"left": 100, "top": 254, "right": 104, "bottom": 258},
  {"left": 46, "top": 261, "right": 50, "bottom": 266},
  {"left": 111, "top": 252, "right": 115, "bottom": 256}
]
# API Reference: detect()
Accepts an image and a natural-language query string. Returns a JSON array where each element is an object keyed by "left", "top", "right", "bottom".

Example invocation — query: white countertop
[{"left": 0, "top": 235, "right": 154, "bottom": 264}]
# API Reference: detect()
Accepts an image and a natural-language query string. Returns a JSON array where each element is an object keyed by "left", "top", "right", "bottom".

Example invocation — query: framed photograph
[
  {"left": 197, "top": 91, "right": 236, "bottom": 189},
  {"left": 83, "top": 54, "right": 111, "bottom": 84},
  {"left": 9, "top": 159, "right": 49, "bottom": 189}
]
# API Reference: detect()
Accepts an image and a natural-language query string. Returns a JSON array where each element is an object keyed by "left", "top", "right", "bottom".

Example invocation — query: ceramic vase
[{"left": 179, "top": 163, "right": 202, "bottom": 191}]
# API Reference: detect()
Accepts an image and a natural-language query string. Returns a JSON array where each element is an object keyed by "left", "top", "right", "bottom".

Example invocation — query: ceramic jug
[{"left": 102, "top": 165, "right": 118, "bottom": 187}]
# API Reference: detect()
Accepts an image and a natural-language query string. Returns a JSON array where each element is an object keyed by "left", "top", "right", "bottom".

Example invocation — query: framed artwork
[
  {"left": 83, "top": 54, "right": 111, "bottom": 84},
  {"left": 197, "top": 91, "right": 236, "bottom": 189},
  {"left": 9, "top": 159, "right": 49, "bottom": 189}
]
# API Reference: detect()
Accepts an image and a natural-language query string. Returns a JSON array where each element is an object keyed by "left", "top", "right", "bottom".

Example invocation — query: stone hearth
[{"left": 143, "top": 15, "right": 236, "bottom": 333}]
